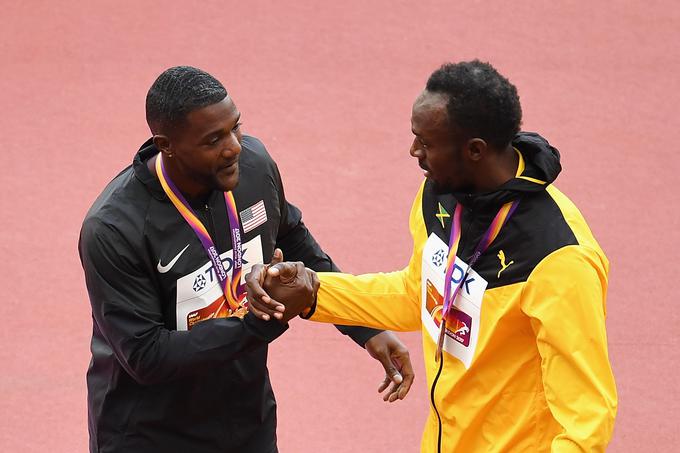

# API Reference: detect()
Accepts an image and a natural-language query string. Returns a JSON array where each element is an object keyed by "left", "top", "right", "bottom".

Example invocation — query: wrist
[{"left": 300, "top": 292, "right": 318, "bottom": 319}]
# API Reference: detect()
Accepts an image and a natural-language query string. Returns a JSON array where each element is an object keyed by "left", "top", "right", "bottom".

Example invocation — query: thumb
[
  {"left": 268, "top": 262, "right": 299, "bottom": 283},
  {"left": 379, "top": 356, "right": 403, "bottom": 384},
  {"left": 277, "top": 262, "right": 300, "bottom": 283},
  {"left": 270, "top": 248, "right": 283, "bottom": 265}
]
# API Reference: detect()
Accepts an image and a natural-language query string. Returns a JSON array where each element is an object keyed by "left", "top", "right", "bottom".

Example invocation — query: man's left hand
[{"left": 364, "top": 332, "right": 415, "bottom": 402}]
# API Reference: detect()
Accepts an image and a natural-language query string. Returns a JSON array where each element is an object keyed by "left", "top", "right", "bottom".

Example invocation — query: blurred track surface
[{"left": 1, "top": 1, "right": 678, "bottom": 451}]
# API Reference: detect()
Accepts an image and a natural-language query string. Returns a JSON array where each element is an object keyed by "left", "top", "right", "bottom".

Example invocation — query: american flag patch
[{"left": 240, "top": 200, "right": 267, "bottom": 233}]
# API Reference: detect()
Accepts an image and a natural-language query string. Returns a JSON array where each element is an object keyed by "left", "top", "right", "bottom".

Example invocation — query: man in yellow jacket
[{"left": 246, "top": 60, "right": 617, "bottom": 452}]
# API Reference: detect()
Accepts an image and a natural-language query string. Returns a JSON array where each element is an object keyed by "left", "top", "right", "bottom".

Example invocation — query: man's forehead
[
  {"left": 411, "top": 90, "right": 449, "bottom": 131},
  {"left": 185, "top": 96, "right": 239, "bottom": 131}
]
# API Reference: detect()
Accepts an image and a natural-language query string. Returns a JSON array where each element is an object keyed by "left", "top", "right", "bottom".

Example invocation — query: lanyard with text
[
  {"left": 435, "top": 199, "right": 520, "bottom": 362},
  {"left": 155, "top": 155, "right": 246, "bottom": 315}
]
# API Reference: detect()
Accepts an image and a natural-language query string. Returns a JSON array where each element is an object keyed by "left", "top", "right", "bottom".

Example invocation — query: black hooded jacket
[{"left": 79, "top": 135, "right": 380, "bottom": 453}]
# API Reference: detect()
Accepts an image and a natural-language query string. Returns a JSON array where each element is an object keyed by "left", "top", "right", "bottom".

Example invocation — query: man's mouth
[
  {"left": 219, "top": 159, "right": 239, "bottom": 173},
  {"left": 418, "top": 160, "right": 431, "bottom": 178}
]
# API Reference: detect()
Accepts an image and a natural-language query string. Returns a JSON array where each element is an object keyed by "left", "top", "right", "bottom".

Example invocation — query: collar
[{"left": 133, "top": 138, "right": 166, "bottom": 200}]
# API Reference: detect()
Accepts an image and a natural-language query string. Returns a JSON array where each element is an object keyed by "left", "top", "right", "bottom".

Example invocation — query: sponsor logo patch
[
  {"left": 175, "top": 236, "right": 263, "bottom": 331},
  {"left": 421, "top": 233, "right": 487, "bottom": 368},
  {"left": 497, "top": 250, "right": 514, "bottom": 278},
  {"left": 157, "top": 244, "right": 190, "bottom": 274},
  {"left": 446, "top": 308, "right": 472, "bottom": 347}
]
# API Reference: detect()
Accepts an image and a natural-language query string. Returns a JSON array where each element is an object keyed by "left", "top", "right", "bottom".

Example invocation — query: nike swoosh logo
[{"left": 157, "top": 244, "right": 190, "bottom": 273}]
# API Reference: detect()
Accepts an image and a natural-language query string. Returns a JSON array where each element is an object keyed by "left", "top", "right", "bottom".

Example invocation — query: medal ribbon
[
  {"left": 155, "top": 155, "right": 245, "bottom": 314},
  {"left": 435, "top": 199, "right": 520, "bottom": 361}
]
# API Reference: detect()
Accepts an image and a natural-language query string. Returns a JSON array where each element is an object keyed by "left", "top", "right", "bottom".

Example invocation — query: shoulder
[
  {"left": 545, "top": 185, "right": 605, "bottom": 255},
  {"left": 525, "top": 185, "right": 609, "bottom": 282},
  {"left": 484, "top": 185, "right": 605, "bottom": 288},
  {"left": 81, "top": 166, "right": 150, "bottom": 246}
]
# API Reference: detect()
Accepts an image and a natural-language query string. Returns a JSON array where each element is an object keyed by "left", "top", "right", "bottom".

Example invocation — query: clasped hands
[
  {"left": 245, "top": 249, "right": 318, "bottom": 323},
  {"left": 245, "top": 249, "right": 415, "bottom": 402}
]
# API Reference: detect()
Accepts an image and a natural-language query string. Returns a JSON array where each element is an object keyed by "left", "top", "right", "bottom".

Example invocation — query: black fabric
[
  {"left": 79, "top": 135, "right": 380, "bottom": 452},
  {"left": 422, "top": 132, "right": 577, "bottom": 289}
]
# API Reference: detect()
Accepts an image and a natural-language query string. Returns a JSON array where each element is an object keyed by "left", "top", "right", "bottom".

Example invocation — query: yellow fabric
[
  {"left": 515, "top": 147, "right": 547, "bottom": 184},
  {"left": 515, "top": 147, "right": 525, "bottom": 176},
  {"left": 312, "top": 182, "right": 617, "bottom": 452}
]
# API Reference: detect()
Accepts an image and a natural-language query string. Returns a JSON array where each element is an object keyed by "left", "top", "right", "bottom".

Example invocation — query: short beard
[{"left": 432, "top": 178, "right": 453, "bottom": 194}]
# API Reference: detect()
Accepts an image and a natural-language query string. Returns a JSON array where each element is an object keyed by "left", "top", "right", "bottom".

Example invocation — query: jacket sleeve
[
  {"left": 521, "top": 245, "right": 617, "bottom": 452},
  {"left": 308, "top": 182, "right": 426, "bottom": 332},
  {"left": 272, "top": 161, "right": 382, "bottom": 346},
  {"left": 79, "top": 218, "right": 288, "bottom": 386}
]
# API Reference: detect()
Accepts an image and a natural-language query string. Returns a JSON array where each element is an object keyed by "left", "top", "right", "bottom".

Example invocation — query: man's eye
[{"left": 233, "top": 122, "right": 242, "bottom": 132}]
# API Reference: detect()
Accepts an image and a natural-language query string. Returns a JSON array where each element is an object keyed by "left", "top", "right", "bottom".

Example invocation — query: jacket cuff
[
  {"left": 334, "top": 325, "right": 383, "bottom": 347},
  {"left": 243, "top": 312, "right": 288, "bottom": 343},
  {"left": 300, "top": 293, "right": 318, "bottom": 320}
]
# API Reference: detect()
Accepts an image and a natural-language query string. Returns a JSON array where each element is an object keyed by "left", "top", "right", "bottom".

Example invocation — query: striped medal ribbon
[
  {"left": 435, "top": 199, "right": 520, "bottom": 362},
  {"left": 155, "top": 154, "right": 246, "bottom": 315}
]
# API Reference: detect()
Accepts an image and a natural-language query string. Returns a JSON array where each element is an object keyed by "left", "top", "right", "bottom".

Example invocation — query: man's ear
[
  {"left": 152, "top": 135, "right": 172, "bottom": 156},
  {"left": 466, "top": 138, "right": 488, "bottom": 162}
]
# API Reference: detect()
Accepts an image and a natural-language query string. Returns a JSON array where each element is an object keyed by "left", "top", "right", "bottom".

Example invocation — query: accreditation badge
[
  {"left": 175, "top": 235, "right": 263, "bottom": 331},
  {"left": 421, "top": 233, "right": 487, "bottom": 368}
]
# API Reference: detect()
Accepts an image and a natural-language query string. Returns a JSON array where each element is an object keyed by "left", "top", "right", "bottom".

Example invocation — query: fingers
[
  {"left": 379, "top": 358, "right": 405, "bottom": 402},
  {"left": 271, "top": 248, "right": 284, "bottom": 265},
  {"left": 365, "top": 332, "right": 414, "bottom": 403},
  {"left": 393, "top": 350, "right": 415, "bottom": 401},
  {"left": 248, "top": 296, "right": 285, "bottom": 321},
  {"left": 267, "top": 262, "right": 315, "bottom": 287},
  {"left": 377, "top": 375, "right": 391, "bottom": 393},
  {"left": 267, "top": 262, "right": 300, "bottom": 281},
  {"left": 245, "top": 264, "right": 268, "bottom": 303},
  {"left": 372, "top": 348, "right": 404, "bottom": 394},
  {"left": 384, "top": 380, "right": 402, "bottom": 403},
  {"left": 245, "top": 263, "right": 284, "bottom": 321}
]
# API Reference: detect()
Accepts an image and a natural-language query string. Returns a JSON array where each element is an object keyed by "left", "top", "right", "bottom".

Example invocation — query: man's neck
[
  {"left": 471, "top": 146, "right": 519, "bottom": 193},
  {"left": 147, "top": 153, "right": 210, "bottom": 200}
]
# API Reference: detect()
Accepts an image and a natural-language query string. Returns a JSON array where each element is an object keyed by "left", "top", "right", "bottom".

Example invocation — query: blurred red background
[{"left": 1, "top": 1, "right": 678, "bottom": 451}]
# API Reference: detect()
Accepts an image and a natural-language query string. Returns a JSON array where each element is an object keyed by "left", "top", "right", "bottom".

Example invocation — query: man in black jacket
[{"left": 78, "top": 66, "right": 414, "bottom": 453}]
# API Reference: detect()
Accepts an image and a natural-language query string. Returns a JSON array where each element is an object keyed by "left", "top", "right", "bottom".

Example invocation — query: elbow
[
  {"left": 125, "top": 365, "right": 165, "bottom": 386},
  {"left": 119, "top": 337, "right": 173, "bottom": 386},
  {"left": 123, "top": 353, "right": 166, "bottom": 386}
]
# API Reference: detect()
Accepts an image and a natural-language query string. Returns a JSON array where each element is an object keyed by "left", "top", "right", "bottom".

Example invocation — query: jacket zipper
[
  {"left": 429, "top": 202, "right": 473, "bottom": 453},
  {"left": 430, "top": 354, "right": 445, "bottom": 453}
]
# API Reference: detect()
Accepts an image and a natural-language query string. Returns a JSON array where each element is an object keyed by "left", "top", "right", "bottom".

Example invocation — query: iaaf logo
[{"left": 446, "top": 308, "right": 472, "bottom": 347}]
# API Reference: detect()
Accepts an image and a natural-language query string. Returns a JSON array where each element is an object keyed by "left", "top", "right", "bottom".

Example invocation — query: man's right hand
[{"left": 246, "top": 253, "right": 320, "bottom": 323}]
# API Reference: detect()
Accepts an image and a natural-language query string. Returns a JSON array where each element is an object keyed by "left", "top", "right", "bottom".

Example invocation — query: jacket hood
[
  {"left": 132, "top": 138, "right": 166, "bottom": 201},
  {"left": 453, "top": 131, "right": 562, "bottom": 209}
]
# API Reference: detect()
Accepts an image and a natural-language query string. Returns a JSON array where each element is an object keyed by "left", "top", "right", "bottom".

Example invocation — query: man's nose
[
  {"left": 409, "top": 140, "right": 423, "bottom": 158},
  {"left": 223, "top": 133, "right": 242, "bottom": 157}
]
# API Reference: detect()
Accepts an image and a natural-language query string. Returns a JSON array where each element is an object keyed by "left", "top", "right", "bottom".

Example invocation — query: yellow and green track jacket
[{"left": 310, "top": 133, "right": 617, "bottom": 452}]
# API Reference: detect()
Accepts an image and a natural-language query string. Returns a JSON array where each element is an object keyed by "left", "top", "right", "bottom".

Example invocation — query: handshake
[{"left": 245, "top": 249, "right": 320, "bottom": 323}]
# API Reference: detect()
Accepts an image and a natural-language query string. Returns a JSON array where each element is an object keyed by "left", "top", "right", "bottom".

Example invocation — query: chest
[{"left": 145, "top": 184, "right": 281, "bottom": 329}]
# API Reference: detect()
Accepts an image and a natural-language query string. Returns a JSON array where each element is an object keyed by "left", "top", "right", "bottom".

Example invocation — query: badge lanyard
[
  {"left": 155, "top": 154, "right": 245, "bottom": 315},
  {"left": 435, "top": 199, "right": 520, "bottom": 361}
]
